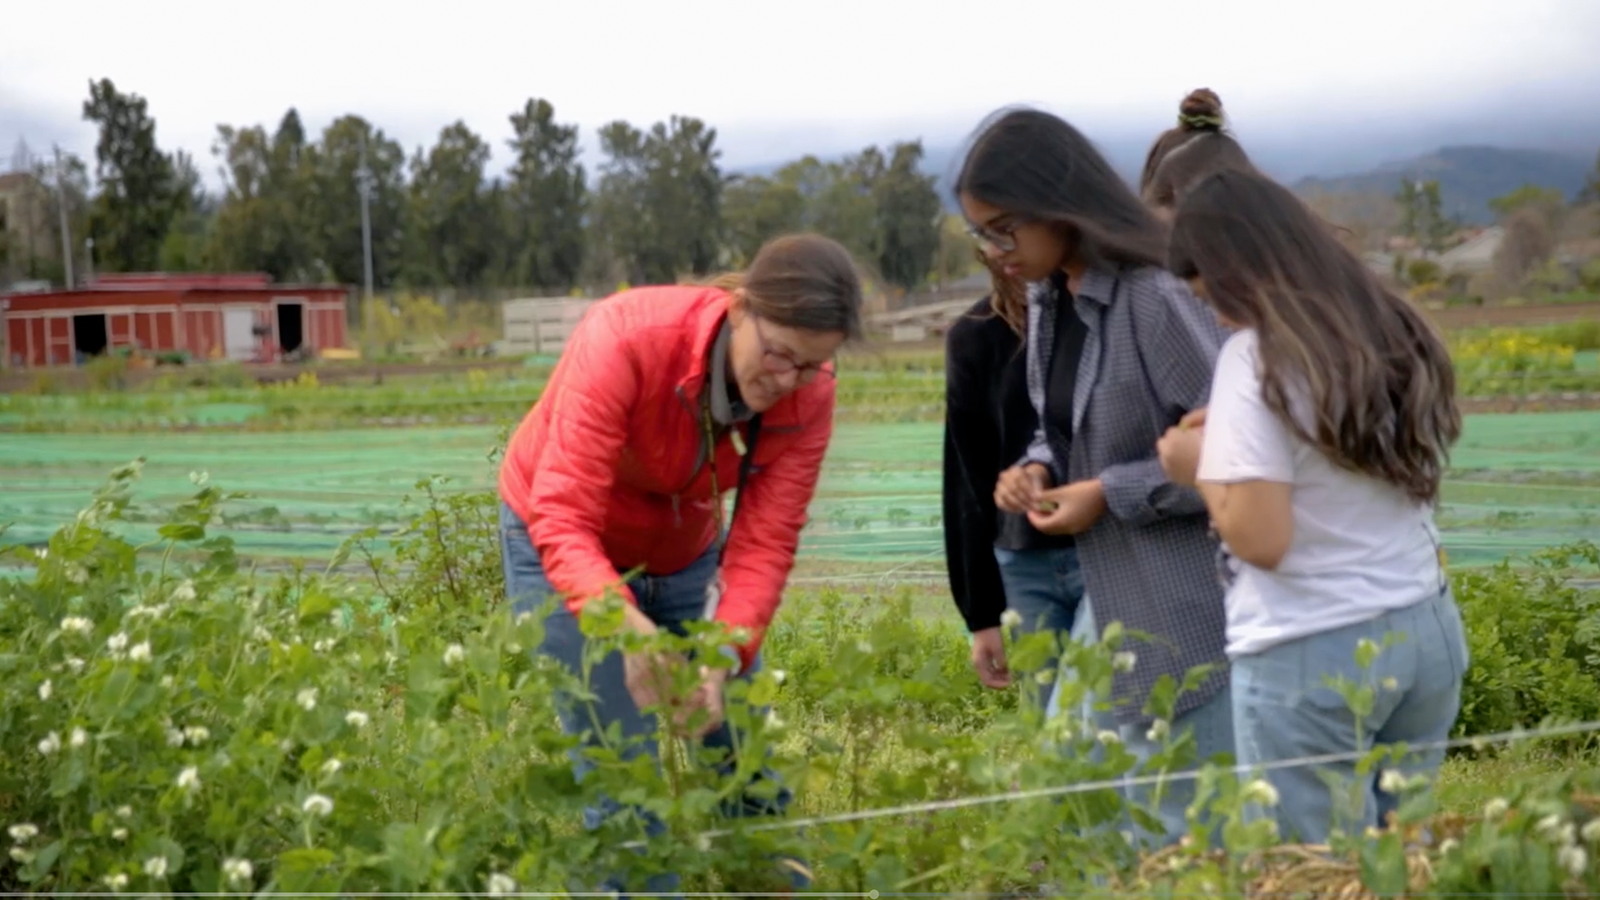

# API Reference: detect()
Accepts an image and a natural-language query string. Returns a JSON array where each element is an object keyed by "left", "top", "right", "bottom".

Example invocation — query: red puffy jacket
[{"left": 498, "top": 284, "right": 835, "bottom": 672}]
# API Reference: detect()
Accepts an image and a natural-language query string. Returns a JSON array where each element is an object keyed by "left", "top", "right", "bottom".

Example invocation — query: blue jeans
[
  {"left": 1049, "top": 598, "right": 1236, "bottom": 851},
  {"left": 993, "top": 545, "right": 1085, "bottom": 712},
  {"left": 498, "top": 502, "right": 803, "bottom": 895},
  {"left": 1231, "top": 588, "right": 1469, "bottom": 844}
]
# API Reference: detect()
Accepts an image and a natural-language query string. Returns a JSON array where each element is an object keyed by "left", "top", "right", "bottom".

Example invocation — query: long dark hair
[
  {"left": 1168, "top": 169, "right": 1461, "bottom": 505},
  {"left": 955, "top": 107, "right": 1167, "bottom": 271}
]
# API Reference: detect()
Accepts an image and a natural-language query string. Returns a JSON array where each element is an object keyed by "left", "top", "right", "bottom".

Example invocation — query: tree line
[{"left": 2, "top": 79, "right": 962, "bottom": 297}]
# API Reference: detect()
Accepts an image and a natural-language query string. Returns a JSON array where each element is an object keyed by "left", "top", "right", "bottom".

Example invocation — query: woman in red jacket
[{"left": 498, "top": 232, "right": 861, "bottom": 892}]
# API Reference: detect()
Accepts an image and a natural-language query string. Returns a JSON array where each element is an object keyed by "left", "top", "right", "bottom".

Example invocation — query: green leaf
[
  {"left": 297, "top": 587, "right": 339, "bottom": 625},
  {"left": 158, "top": 522, "right": 207, "bottom": 542}
]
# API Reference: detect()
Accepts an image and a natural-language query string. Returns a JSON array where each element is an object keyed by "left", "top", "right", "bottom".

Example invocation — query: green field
[{"left": 4, "top": 410, "right": 1598, "bottom": 573}]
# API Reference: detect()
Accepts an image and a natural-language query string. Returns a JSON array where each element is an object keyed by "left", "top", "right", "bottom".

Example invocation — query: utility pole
[
  {"left": 53, "top": 145, "right": 75, "bottom": 288},
  {"left": 355, "top": 134, "right": 376, "bottom": 349}
]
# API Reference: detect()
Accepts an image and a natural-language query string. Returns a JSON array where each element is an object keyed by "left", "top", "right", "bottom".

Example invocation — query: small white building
[
  {"left": 1436, "top": 226, "right": 1505, "bottom": 274},
  {"left": 500, "top": 296, "right": 595, "bottom": 356}
]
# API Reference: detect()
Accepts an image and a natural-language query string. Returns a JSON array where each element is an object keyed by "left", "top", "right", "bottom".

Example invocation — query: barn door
[{"left": 222, "top": 308, "right": 256, "bottom": 361}]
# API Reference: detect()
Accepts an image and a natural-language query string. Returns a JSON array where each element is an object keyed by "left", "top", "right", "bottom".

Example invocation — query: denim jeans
[
  {"left": 498, "top": 502, "right": 804, "bottom": 896},
  {"left": 993, "top": 544, "right": 1086, "bottom": 712},
  {"left": 1230, "top": 587, "right": 1469, "bottom": 844},
  {"left": 1049, "top": 597, "right": 1236, "bottom": 851}
]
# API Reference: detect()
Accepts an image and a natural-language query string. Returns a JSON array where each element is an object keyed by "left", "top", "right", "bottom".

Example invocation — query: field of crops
[{"left": 3, "top": 323, "right": 1600, "bottom": 894}]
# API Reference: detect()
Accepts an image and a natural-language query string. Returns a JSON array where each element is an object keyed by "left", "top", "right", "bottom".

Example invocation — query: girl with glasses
[{"left": 954, "top": 106, "right": 1235, "bottom": 849}]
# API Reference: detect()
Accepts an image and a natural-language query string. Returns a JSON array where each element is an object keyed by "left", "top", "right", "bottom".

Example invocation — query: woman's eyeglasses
[
  {"left": 751, "top": 315, "right": 834, "bottom": 382},
  {"left": 964, "top": 216, "right": 1026, "bottom": 254}
]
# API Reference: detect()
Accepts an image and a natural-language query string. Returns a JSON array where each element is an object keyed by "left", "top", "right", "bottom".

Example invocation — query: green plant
[
  {"left": 3, "top": 466, "right": 1600, "bottom": 894},
  {"left": 1451, "top": 541, "right": 1600, "bottom": 741}
]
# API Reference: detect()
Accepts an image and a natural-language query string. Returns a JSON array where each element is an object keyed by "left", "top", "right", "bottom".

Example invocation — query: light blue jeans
[
  {"left": 498, "top": 502, "right": 804, "bottom": 896},
  {"left": 1230, "top": 587, "right": 1469, "bottom": 844},
  {"left": 993, "top": 545, "right": 1085, "bottom": 712},
  {"left": 1048, "top": 598, "right": 1236, "bottom": 850}
]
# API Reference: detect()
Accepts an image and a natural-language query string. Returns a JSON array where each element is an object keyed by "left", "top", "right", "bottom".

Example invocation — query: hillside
[{"left": 1293, "top": 146, "right": 1594, "bottom": 225}]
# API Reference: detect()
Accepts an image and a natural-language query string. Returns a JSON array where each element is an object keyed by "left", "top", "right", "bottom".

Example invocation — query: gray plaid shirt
[{"left": 1021, "top": 263, "right": 1232, "bottom": 727}]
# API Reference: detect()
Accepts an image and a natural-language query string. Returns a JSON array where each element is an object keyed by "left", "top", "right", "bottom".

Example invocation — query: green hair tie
[{"left": 1179, "top": 114, "right": 1223, "bottom": 129}]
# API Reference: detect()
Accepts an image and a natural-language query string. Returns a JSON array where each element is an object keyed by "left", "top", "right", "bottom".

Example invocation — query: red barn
[{"left": 0, "top": 273, "right": 350, "bottom": 369}]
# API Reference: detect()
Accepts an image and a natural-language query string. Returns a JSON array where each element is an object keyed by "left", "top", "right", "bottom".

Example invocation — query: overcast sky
[{"left": 3, "top": 0, "right": 1598, "bottom": 187}]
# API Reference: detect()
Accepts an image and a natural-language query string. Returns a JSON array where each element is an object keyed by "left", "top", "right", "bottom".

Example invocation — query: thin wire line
[{"left": 621, "top": 717, "right": 1600, "bottom": 849}]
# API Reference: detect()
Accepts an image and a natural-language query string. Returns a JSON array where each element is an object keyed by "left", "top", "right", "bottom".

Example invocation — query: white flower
[
  {"left": 1560, "top": 845, "right": 1588, "bottom": 879},
  {"left": 345, "top": 710, "right": 370, "bottom": 728},
  {"left": 65, "top": 564, "right": 89, "bottom": 585},
  {"left": 1439, "top": 838, "right": 1458, "bottom": 855},
  {"left": 765, "top": 710, "right": 785, "bottom": 729},
  {"left": 69, "top": 727, "right": 88, "bottom": 749},
  {"left": 143, "top": 856, "right": 168, "bottom": 878},
  {"left": 111, "top": 827, "right": 128, "bottom": 842},
  {"left": 1097, "top": 730, "right": 1121, "bottom": 745},
  {"left": 999, "top": 609, "right": 1023, "bottom": 629},
  {"left": 189, "top": 470, "right": 209, "bottom": 486},
  {"left": 38, "top": 680, "right": 52, "bottom": 701},
  {"left": 515, "top": 611, "right": 534, "bottom": 627},
  {"left": 1581, "top": 818, "right": 1600, "bottom": 843},
  {"left": 36, "top": 547, "right": 48, "bottom": 560},
  {"left": 320, "top": 758, "right": 343, "bottom": 776},
  {"left": 1560, "top": 822, "right": 1579, "bottom": 848},
  {"left": 7, "top": 823, "right": 38, "bottom": 842},
  {"left": 10, "top": 847, "right": 33, "bottom": 863},
  {"left": 856, "top": 639, "right": 874, "bottom": 654},
  {"left": 37, "top": 732, "right": 61, "bottom": 756},
  {"left": 1484, "top": 797, "right": 1510, "bottom": 819},
  {"left": 1537, "top": 814, "right": 1566, "bottom": 838},
  {"left": 64, "top": 656, "right": 85, "bottom": 673},
  {"left": 1242, "top": 779, "right": 1281, "bottom": 808},
  {"left": 487, "top": 872, "right": 517, "bottom": 896},
  {"left": 166, "top": 728, "right": 185, "bottom": 748},
  {"left": 176, "top": 766, "right": 201, "bottom": 792},
  {"left": 251, "top": 625, "right": 272, "bottom": 643},
  {"left": 115, "top": 806, "right": 132, "bottom": 820},
  {"left": 60, "top": 616, "right": 93, "bottom": 635},
  {"left": 302, "top": 794, "right": 334, "bottom": 817},
  {"left": 182, "top": 726, "right": 209, "bottom": 745},
  {"left": 1145, "top": 719, "right": 1171, "bottom": 743},
  {"left": 1379, "top": 769, "right": 1408, "bottom": 794},
  {"left": 171, "top": 580, "right": 196, "bottom": 602},
  {"left": 771, "top": 669, "right": 787, "bottom": 685},
  {"left": 296, "top": 687, "right": 318, "bottom": 711},
  {"left": 223, "top": 857, "right": 253, "bottom": 885},
  {"left": 1112, "top": 651, "right": 1137, "bottom": 673},
  {"left": 103, "top": 872, "right": 129, "bottom": 891},
  {"left": 442, "top": 643, "right": 465, "bottom": 666},
  {"left": 160, "top": 675, "right": 175, "bottom": 689},
  {"left": 126, "top": 604, "right": 168, "bottom": 620},
  {"left": 106, "top": 632, "right": 129, "bottom": 653},
  {"left": 313, "top": 638, "right": 335, "bottom": 653},
  {"left": 128, "top": 641, "right": 152, "bottom": 663}
]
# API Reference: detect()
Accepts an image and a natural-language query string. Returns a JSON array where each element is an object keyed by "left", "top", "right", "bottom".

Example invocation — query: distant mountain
[
  {"left": 1292, "top": 146, "right": 1594, "bottom": 225},
  {"left": 731, "top": 142, "right": 1597, "bottom": 224}
]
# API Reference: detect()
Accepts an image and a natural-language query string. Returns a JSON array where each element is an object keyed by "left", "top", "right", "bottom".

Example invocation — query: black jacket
[{"left": 942, "top": 296, "right": 1073, "bottom": 634}]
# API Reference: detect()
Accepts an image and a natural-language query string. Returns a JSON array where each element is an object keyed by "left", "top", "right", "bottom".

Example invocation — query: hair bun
[{"left": 1177, "top": 89, "right": 1224, "bottom": 131}]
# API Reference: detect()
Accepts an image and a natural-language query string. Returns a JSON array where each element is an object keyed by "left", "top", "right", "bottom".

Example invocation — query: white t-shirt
[{"left": 1198, "top": 329, "right": 1445, "bottom": 658}]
